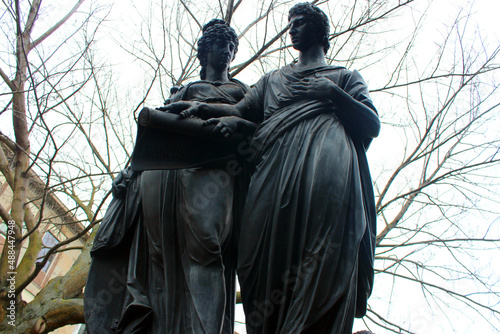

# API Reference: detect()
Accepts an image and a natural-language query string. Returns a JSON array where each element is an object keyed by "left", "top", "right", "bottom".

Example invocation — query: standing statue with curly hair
[
  {"left": 138, "top": 19, "right": 252, "bottom": 334},
  {"left": 85, "top": 19, "right": 255, "bottom": 334},
  {"left": 166, "top": 3, "right": 380, "bottom": 333}
]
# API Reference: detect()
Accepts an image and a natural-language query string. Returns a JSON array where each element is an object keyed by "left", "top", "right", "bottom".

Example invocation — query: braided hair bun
[{"left": 197, "top": 19, "right": 239, "bottom": 79}]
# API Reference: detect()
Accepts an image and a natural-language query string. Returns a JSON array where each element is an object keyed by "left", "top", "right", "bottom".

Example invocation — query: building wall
[{"left": 0, "top": 172, "right": 88, "bottom": 333}]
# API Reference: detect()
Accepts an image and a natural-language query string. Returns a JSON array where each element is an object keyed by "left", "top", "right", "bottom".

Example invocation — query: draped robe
[
  {"left": 237, "top": 64, "right": 378, "bottom": 334},
  {"left": 85, "top": 79, "right": 249, "bottom": 334}
]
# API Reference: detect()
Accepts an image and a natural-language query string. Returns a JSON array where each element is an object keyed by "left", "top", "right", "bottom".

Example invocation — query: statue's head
[
  {"left": 288, "top": 2, "right": 330, "bottom": 54},
  {"left": 197, "top": 19, "right": 239, "bottom": 80}
]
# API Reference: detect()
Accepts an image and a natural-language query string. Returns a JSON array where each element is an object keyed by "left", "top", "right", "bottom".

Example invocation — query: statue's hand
[
  {"left": 203, "top": 116, "right": 239, "bottom": 139},
  {"left": 111, "top": 168, "right": 134, "bottom": 198},
  {"left": 158, "top": 101, "right": 203, "bottom": 119},
  {"left": 290, "top": 73, "right": 338, "bottom": 100}
]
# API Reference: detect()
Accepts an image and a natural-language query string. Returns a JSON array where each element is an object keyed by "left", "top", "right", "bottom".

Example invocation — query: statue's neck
[
  {"left": 204, "top": 68, "right": 230, "bottom": 83},
  {"left": 295, "top": 46, "right": 326, "bottom": 71}
]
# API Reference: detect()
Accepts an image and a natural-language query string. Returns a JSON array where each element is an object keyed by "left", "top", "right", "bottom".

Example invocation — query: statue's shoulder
[
  {"left": 317, "top": 65, "right": 347, "bottom": 75},
  {"left": 229, "top": 78, "right": 251, "bottom": 92},
  {"left": 164, "top": 84, "right": 187, "bottom": 104},
  {"left": 265, "top": 66, "right": 284, "bottom": 78},
  {"left": 319, "top": 66, "right": 364, "bottom": 88},
  {"left": 168, "top": 81, "right": 209, "bottom": 103}
]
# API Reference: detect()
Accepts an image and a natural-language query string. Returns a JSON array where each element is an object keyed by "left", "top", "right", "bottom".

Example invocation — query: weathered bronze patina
[{"left": 85, "top": 19, "right": 252, "bottom": 334}]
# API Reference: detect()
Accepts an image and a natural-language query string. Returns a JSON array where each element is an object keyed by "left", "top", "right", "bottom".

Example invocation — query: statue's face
[
  {"left": 289, "top": 14, "right": 317, "bottom": 51},
  {"left": 206, "top": 38, "right": 236, "bottom": 72}
]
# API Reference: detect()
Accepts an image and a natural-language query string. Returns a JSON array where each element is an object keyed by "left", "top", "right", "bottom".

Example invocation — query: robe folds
[
  {"left": 85, "top": 79, "right": 249, "bottom": 334},
  {"left": 237, "top": 64, "right": 378, "bottom": 334}
]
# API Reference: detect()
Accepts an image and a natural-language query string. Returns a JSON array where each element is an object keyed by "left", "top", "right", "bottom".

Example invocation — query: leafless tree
[
  {"left": 366, "top": 7, "right": 500, "bottom": 333},
  {"left": 0, "top": 1, "right": 129, "bottom": 332}
]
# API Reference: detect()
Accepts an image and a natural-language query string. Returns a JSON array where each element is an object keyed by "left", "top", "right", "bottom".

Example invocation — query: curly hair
[
  {"left": 288, "top": 2, "right": 330, "bottom": 54},
  {"left": 197, "top": 19, "right": 239, "bottom": 80}
]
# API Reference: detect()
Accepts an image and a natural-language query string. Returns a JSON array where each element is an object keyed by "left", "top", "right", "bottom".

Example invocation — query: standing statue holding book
[
  {"left": 166, "top": 3, "right": 380, "bottom": 333},
  {"left": 85, "top": 19, "right": 255, "bottom": 334}
]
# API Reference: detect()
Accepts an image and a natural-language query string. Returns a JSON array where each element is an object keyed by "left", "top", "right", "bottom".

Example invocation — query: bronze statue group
[{"left": 85, "top": 3, "right": 380, "bottom": 334}]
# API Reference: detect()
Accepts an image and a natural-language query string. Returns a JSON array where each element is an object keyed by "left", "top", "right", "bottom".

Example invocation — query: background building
[{"left": 0, "top": 145, "right": 89, "bottom": 333}]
